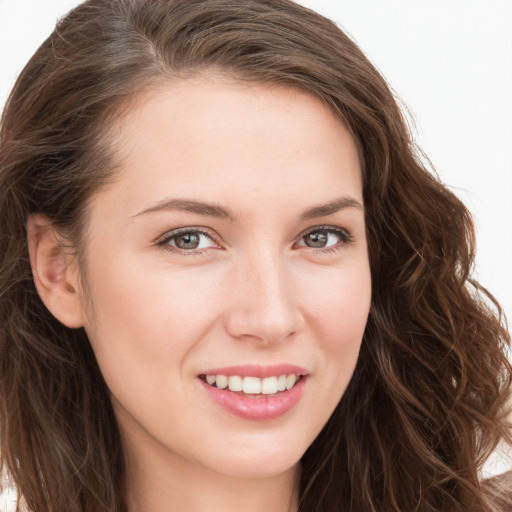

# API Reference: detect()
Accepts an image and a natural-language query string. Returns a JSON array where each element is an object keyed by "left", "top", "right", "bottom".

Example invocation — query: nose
[{"left": 224, "top": 251, "right": 305, "bottom": 344}]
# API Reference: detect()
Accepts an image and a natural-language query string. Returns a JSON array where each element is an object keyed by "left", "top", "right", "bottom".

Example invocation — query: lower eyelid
[
  {"left": 155, "top": 232, "right": 215, "bottom": 255},
  {"left": 297, "top": 228, "right": 353, "bottom": 247}
]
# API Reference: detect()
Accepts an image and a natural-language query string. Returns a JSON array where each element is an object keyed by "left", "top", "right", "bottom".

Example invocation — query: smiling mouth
[{"left": 199, "top": 374, "right": 304, "bottom": 396}]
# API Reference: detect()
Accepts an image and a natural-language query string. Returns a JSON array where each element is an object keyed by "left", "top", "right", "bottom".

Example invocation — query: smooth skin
[{"left": 28, "top": 75, "right": 372, "bottom": 512}]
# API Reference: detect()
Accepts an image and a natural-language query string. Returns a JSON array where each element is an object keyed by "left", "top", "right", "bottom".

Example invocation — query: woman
[{"left": 0, "top": 1, "right": 510, "bottom": 511}]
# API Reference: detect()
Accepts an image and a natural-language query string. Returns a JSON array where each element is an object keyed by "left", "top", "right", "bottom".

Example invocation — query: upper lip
[{"left": 200, "top": 364, "right": 309, "bottom": 378}]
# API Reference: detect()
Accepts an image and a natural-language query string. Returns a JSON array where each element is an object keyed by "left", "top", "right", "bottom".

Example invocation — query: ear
[{"left": 27, "top": 214, "right": 84, "bottom": 328}]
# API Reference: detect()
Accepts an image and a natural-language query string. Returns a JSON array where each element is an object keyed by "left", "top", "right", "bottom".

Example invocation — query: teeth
[
  {"left": 242, "top": 376, "right": 261, "bottom": 394},
  {"left": 204, "top": 373, "right": 301, "bottom": 394},
  {"left": 228, "top": 375, "right": 243, "bottom": 392},
  {"left": 285, "top": 374, "right": 297, "bottom": 390},
  {"left": 261, "top": 377, "right": 278, "bottom": 394},
  {"left": 216, "top": 375, "right": 228, "bottom": 389}
]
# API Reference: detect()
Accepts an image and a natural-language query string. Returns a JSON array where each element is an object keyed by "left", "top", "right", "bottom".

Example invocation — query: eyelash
[
  {"left": 295, "top": 226, "right": 353, "bottom": 253},
  {"left": 156, "top": 227, "right": 218, "bottom": 255},
  {"left": 156, "top": 225, "right": 353, "bottom": 255}
]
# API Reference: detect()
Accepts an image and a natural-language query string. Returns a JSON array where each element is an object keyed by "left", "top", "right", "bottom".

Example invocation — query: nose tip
[
  {"left": 225, "top": 295, "right": 302, "bottom": 344},
  {"left": 224, "top": 259, "right": 304, "bottom": 344}
]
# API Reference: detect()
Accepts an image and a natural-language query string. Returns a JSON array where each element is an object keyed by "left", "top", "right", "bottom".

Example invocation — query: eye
[
  {"left": 158, "top": 229, "right": 218, "bottom": 252},
  {"left": 295, "top": 227, "right": 352, "bottom": 250}
]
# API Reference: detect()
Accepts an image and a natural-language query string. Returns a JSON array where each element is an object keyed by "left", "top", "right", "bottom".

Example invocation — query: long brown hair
[{"left": 1, "top": 1, "right": 510, "bottom": 511}]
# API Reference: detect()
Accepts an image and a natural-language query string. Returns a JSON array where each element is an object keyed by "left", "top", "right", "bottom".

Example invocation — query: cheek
[
  {"left": 80, "top": 263, "right": 218, "bottom": 430},
  {"left": 81, "top": 255, "right": 224, "bottom": 373},
  {"left": 303, "top": 259, "right": 371, "bottom": 340},
  {"left": 301, "top": 260, "right": 371, "bottom": 384}
]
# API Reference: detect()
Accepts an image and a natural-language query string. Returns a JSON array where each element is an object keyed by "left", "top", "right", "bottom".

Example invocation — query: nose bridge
[{"left": 225, "top": 246, "right": 303, "bottom": 343}]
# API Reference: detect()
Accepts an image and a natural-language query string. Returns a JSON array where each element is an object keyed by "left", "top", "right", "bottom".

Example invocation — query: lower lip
[{"left": 200, "top": 377, "right": 306, "bottom": 421}]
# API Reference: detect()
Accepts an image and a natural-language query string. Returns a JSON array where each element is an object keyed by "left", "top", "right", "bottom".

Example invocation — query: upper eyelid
[
  {"left": 155, "top": 226, "right": 218, "bottom": 245},
  {"left": 293, "top": 226, "right": 354, "bottom": 250},
  {"left": 155, "top": 224, "right": 352, "bottom": 248},
  {"left": 296, "top": 224, "right": 352, "bottom": 239}
]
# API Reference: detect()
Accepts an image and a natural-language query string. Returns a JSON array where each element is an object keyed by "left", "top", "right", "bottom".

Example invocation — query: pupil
[
  {"left": 306, "top": 231, "right": 327, "bottom": 248},
  {"left": 176, "top": 233, "right": 200, "bottom": 249}
]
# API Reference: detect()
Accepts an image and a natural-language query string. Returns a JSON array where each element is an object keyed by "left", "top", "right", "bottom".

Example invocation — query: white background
[{"left": 0, "top": 0, "right": 511, "bottom": 483}]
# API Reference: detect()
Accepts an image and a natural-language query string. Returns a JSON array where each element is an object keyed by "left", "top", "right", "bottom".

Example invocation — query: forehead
[{"left": 92, "top": 75, "right": 362, "bottom": 220}]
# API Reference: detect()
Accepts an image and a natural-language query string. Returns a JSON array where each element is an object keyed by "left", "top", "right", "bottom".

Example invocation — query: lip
[
  {"left": 200, "top": 375, "right": 307, "bottom": 420},
  {"left": 201, "top": 364, "right": 308, "bottom": 378}
]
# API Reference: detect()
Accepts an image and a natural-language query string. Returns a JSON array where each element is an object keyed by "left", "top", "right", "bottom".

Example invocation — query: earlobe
[{"left": 27, "top": 214, "right": 84, "bottom": 328}]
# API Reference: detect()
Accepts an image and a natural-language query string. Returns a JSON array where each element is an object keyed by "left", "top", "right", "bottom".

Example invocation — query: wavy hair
[{"left": 0, "top": 1, "right": 510, "bottom": 511}]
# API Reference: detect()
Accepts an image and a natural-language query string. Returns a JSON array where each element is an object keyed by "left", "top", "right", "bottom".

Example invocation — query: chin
[{"left": 198, "top": 433, "right": 307, "bottom": 480}]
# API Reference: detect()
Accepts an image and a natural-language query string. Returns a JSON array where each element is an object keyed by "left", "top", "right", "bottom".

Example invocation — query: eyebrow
[
  {"left": 134, "top": 196, "right": 363, "bottom": 220},
  {"left": 134, "top": 198, "right": 237, "bottom": 220},
  {"left": 300, "top": 196, "right": 364, "bottom": 219}
]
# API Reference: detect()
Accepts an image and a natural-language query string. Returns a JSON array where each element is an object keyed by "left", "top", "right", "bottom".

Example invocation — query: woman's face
[{"left": 77, "top": 76, "right": 371, "bottom": 482}]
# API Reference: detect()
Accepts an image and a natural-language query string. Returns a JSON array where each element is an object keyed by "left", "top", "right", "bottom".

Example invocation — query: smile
[
  {"left": 199, "top": 365, "right": 308, "bottom": 420},
  {"left": 201, "top": 374, "right": 302, "bottom": 395}
]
